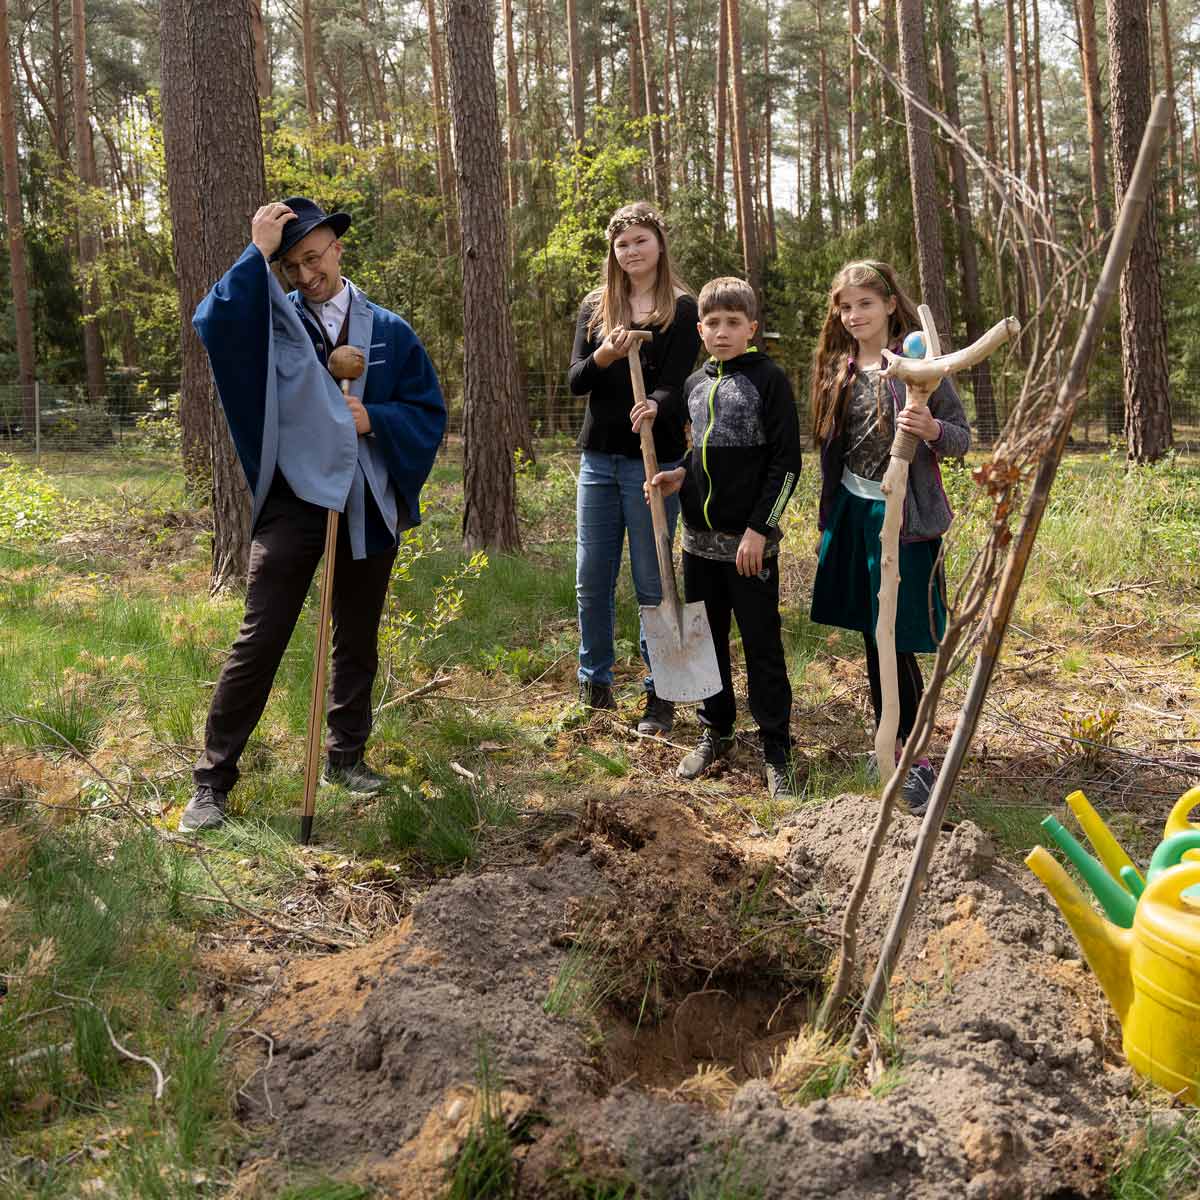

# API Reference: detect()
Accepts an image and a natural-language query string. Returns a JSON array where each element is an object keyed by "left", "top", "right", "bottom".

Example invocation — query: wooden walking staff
[
  {"left": 300, "top": 343, "right": 365, "bottom": 845},
  {"left": 873, "top": 310, "right": 1019, "bottom": 790}
]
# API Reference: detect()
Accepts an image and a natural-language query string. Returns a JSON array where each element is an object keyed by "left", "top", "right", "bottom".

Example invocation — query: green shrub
[{"left": 0, "top": 457, "right": 67, "bottom": 541}]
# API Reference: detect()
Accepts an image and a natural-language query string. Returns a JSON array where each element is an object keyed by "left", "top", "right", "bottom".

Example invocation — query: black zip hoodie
[{"left": 678, "top": 348, "right": 802, "bottom": 539}]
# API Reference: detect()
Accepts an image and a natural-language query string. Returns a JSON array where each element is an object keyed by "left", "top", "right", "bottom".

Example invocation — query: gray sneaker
[
  {"left": 765, "top": 760, "right": 797, "bottom": 800},
  {"left": 903, "top": 762, "right": 937, "bottom": 816},
  {"left": 637, "top": 691, "right": 675, "bottom": 735},
  {"left": 322, "top": 760, "right": 387, "bottom": 794},
  {"left": 676, "top": 729, "right": 733, "bottom": 780},
  {"left": 178, "top": 785, "right": 228, "bottom": 832}
]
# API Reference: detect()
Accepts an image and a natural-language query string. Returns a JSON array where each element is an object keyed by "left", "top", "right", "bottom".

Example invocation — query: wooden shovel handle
[
  {"left": 301, "top": 507, "right": 338, "bottom": 843},
  {"left": 626, "top": 333, "right": 679, "bottom": 609}
]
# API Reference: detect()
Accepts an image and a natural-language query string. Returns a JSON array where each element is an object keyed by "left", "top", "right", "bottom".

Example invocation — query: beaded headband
[{"left": 606, "top": 209, "right": 667, "bottom": 241}]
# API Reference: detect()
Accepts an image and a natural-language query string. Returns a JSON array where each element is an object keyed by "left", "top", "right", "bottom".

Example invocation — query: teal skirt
[{"left": 810, "top": 485, "right": 946, "bottom": 653}]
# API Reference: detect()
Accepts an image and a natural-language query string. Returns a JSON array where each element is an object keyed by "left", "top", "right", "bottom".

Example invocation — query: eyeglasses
[{"left": 280, "top": 237, "right": 338, "bottom": 279}]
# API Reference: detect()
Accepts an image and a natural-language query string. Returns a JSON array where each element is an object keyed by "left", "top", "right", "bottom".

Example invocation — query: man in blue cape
[{"left": 179, "top": 198, "right": 446, "bottom": 832}]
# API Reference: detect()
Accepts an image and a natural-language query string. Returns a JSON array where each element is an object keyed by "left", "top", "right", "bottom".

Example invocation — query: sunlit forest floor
[{"left": 1, "top": 441, "right": 1199, "bottom": 1196}]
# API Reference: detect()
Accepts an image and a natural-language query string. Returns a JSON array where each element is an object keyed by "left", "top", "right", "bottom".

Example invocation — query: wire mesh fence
[{"left": 1, "top": 374, "right": 1195, "bottom": 467}]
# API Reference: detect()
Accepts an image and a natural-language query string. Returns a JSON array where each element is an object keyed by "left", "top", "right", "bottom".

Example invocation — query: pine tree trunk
[
  {"left": 71, "top": 0, "right": 105, "bottom": 402},
  {"left": 848, "top": 0, "right": 865, "bottom": 224},
  {"left": 566, "top": 0, "right": 585, "bottom": 144},
  {"left": 809, "top": 110, "right": 822, "bottom": 221},
  {"left": 427, "top": 0, "right": 457, "bottom": 254},
  {"left": 444, "top": 0, "right": 523, "bottom": 551},
  {"left": 880, "top": 0, "right": 899, "bottom": 122},
  {"left": 1075, "top": 0, "right": 1111, "bottom": 237},
  {"left": 727, "top": 0, "right": 760, "bottom": 296},
  {"left": 160, "top": 0, "right": 265, "bottom": 589},
  {"left": 0, "top": 0, "right": 35, "bottom": 426},
  {"left": 1031, "top": 0, "right": 1050, "bottom": 203},
  {"left": 971, "top": 0, "right": 1000, "bottom": 223},
  {"left": 762, "top": 6, "right": 776, "bottom": 258},
  {"left": 1003, "top": 0, "right": 1021, "bottom": 178},
  {"left": 896, "top": 0, "right": 950, "bottom": 340},
  {"left": 501, "top": 0, "right": 522, "bottom": 209},
  {"left": 635, "top": 0, "right": 665, "bottom": 203},
  {"left": 301, "top": 0, "right": 319, "bottom": 125},
  {"left": 1156, "top": 0, "right": 1179, "bottom": 217},
  {"left": 816, "top": 2, "right": 840, "bottom": 235},
  {"left": 249, "top": 0, "right": 270, "bottom": 112},
  {"left": 1108, "top": 0, "right": 1172, "bottom": 461},
  {"left": 935, "top": 0, "right": 997, "bottom": 442},
  {"left": 1018, "top": 0, "right": 1039, "bottom": 192},
  {"left": 713, "top": 0, "right": 728, "bottom": 234},
  {"left": 50, "top": 0, "right": 68, "bottom": 164}
]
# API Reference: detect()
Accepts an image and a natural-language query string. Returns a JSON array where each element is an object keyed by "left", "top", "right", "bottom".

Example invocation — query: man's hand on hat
[{"left": 252, "top": 203, "right": 296, "bottom": 258}]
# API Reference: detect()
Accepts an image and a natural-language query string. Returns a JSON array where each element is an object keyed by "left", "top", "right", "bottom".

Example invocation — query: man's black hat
[{"left": 271, "top": 196, "right": 351, "bottom": 262}]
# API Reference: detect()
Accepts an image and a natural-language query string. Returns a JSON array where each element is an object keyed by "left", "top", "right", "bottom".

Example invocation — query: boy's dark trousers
[
  {"left": 193, "top": 474, "right": 397, "bottom": 794},
  {"left": 682, "top": 550, "right": 792, "bottom": 763}
]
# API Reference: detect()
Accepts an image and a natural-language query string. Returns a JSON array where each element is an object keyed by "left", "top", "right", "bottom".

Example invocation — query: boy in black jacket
[{"left": 648, "top": 277, "right": 802, "bottom": 796}]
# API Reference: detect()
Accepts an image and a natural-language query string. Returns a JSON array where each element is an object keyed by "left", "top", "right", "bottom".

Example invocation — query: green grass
[
  {"left": 1109, "top": 1114, "right": 1200, "bottom": 1199},
  {"left": 444, "top": 1044, "right": 526, "bottom": 1200},
  {"left": 544, "top": 918, "right": 617, "bottom": 1024}
]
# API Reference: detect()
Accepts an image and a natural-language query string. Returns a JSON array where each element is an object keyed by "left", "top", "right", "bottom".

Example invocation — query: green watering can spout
[{"left": 1041, "top": 815, "right": 1138, "bottom": 928}]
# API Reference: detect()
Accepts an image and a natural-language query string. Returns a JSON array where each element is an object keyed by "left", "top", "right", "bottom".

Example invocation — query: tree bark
[
  {"left": 1075, "top": 0, "right": 1111, "bottom": 237},
  {"left": 713, "top": 0, "right": 728, "bottom": 234},
  {"left": 1003, "top": 0, "right": 1021, "bottom": 178},
  {"left": 160, "top": 0, "right": 265, "bottom": 588},
  {"left": 848, "top": 0, "right": 865, "bottom": 224},
  {"left": 1155, "top": 0, "right": 1179, "bottom": 217},
  {"left": 501, "top": 0, "right": 522, "bottom": 209},
  {"left": 726, "top": 0, "right": 760, "bottom": 297},
  {"left": 1031, "top": 0, "right": 1050, "bottom": 203},
  {"left": 71, "top": 0, "right": 105, "bottom": 402},
  {"left": 444, "top": 0, "right": 523, "bottom": 551},
  {"left": 565, "top": 0, "right": 585, "bottom": 144},
  {"left": 816, "top": 1, "right": 840, "bottom": 235},
  {"left": 896, "top": 0, "right": 950, "bottom": 341},
  {"left": 971, "top": 0, "right": 1000, "bottom": 224},
  {"left": 427, "top": 0, "right": 457, "bottom": 254},
  {"left": 1018, "top": 0, "right": 1038, "bottom": 193},
  {"left": 935, "top": 0, "right": 997, "bottom": 443},
  {"left": 1107, "top": 0, "right": 1171, "bottom": 461},
  {"left": 762, "top": 4, "right": 776, "bottom": 258},
  {"left": 0, "top": 0, "right": 35, "bottom": 425},
  {"left": 635, "top": 0, "right": 665, "bottom": 203},
  {"left": 301, "top": 0, "right": 319, "bottom": 126}
]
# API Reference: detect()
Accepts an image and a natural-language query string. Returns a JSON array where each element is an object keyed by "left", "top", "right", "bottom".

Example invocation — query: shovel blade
[{"left": 641, "top": 600, "right": 723, "bottom": 702}]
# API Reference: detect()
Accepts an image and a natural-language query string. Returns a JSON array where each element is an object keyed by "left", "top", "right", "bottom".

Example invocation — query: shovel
[{"left": 626, "top": 331, "right": 721, "bottom": 703}]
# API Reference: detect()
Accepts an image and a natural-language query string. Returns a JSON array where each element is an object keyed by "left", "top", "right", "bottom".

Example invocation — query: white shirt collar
[{"left": 305, "top": 279, "right": 352, "bottom": 339}]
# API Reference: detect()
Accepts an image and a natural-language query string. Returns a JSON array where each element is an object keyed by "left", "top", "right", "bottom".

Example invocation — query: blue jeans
[{"left": 576, "top": 450, "right": 680, "bottom": 690}]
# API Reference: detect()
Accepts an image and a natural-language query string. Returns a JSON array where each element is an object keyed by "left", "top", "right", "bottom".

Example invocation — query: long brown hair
[
  {"left": 585, "top": 201, "right": 691, "bottom": 339},
  {"left": 809, "top": 260, "right": 921, "bottom": 443}
]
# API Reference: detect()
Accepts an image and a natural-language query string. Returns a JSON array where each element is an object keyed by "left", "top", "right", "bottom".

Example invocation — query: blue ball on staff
[{"left": 902, "top": 331, "right": 927, "bottom": 359}]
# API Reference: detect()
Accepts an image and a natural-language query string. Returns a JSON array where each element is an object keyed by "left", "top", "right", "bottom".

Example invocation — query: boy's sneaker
[
  {"left": 637, "top": 691, "right": 675, "bottom": 735},
  {"left": 323, "top": 759, "right": 388, "bottom": 794},
  {"left": 765, "top": 760, "right": 797, "bottom": 800},
  {"left": 578, "top": 681, "right": 616, "bottom": 711},
  {"left": 676, "top": 729, "right": 733, "bottom": 780},
  {"left": 178, "top": 784, "right": 228, "bottom": 833},
  {"left": 902, "top": 761, "right": 937, "bottom": 816}
]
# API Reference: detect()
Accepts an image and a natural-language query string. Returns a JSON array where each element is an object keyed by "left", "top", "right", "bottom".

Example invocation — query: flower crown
[{"left": 606, "top": 209, "right": 667, "bottom": 241}]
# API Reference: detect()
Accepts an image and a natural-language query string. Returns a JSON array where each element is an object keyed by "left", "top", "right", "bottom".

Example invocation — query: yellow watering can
[
  {"left": 1026, "top": 847, "right": 1200, "bottom": 1102},
  {"left": 1165, "top": 786, "right": 1200, "bottom": 846}
]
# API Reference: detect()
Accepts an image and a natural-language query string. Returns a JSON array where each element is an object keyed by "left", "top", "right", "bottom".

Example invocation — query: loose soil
[{"left": 233, "top": 787, "right": 1148, "bottom": 1198}]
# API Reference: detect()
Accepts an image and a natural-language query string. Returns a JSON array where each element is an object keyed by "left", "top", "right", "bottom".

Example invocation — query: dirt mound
[{"left": 241, "top": 789, "right": 1135, "bottom": 1198}]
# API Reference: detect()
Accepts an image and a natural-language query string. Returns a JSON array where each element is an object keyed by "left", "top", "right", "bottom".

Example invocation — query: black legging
[{"left": 863, "top": 634, "right": 924, "bottom": 746}]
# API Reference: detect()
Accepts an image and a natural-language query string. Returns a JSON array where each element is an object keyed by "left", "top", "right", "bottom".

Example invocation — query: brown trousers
[{"left": 193, "top": 474, "right": 397, "bottom": 793}]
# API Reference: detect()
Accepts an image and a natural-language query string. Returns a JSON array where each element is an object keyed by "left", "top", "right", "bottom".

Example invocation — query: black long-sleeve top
[{"left": 567, "top": 292, "right": 701, "bottom": 462}]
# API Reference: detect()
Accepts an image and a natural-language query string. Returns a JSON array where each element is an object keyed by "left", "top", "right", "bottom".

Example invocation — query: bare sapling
[{"left": 847, "top": 92, "right": 1172, "bottom": 1053}]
